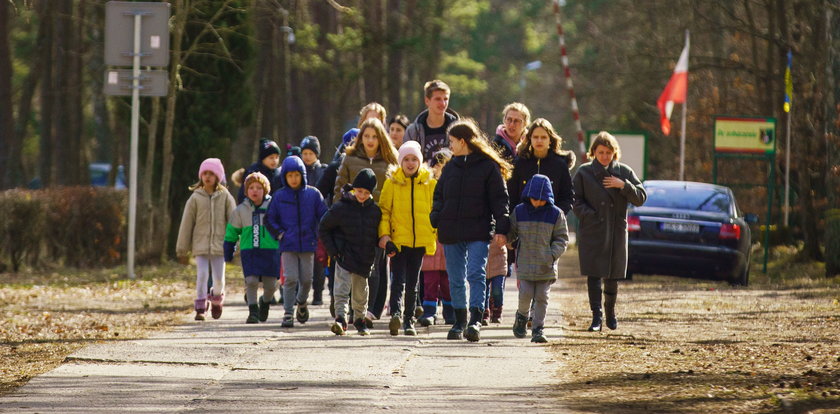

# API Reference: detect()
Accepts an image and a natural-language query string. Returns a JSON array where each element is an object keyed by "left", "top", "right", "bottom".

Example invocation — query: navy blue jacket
[
  {"left": 508, "top": 151, "right": 574, "bottom": 214},
  {"left": 266, "top": 156, "right": 329, "bottom": 253}
]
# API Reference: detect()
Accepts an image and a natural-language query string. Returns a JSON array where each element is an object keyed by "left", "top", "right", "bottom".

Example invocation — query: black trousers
[
  {"left": 587, "top": 276, "right": 618, "bottom": 312},
  {"left": 388, "top": 247, "right": 425, "bottom": 318},
  {"left": 367, "top": 247, "right": 388, "bottom": 317}
]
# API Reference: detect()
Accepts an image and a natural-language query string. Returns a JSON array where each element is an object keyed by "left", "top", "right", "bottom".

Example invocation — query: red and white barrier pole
[{"left": 552, "top": 0, "right": 587, "bottom": 159}]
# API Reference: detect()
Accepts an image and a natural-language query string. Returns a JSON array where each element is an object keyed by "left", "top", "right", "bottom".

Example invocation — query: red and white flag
[{"left": 657, "top": 40, "right": 689, "bottom": 135}]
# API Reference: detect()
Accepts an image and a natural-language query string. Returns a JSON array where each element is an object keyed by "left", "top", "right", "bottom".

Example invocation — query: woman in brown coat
[{"left": 572, "top": 132, "right": 646, "bottom": 332}]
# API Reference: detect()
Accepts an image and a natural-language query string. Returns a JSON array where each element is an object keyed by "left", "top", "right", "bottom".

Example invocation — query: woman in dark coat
[
  {"left": 508, "top": 118, "right": 576, "bottom": 214},
  {"left": 573, "top": 131, "right": 646, "bottom": 332},
  {"left": 430, "top": 119, "right": 511, "bottom": 343}
]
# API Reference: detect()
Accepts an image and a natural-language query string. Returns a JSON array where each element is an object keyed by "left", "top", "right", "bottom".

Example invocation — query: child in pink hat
[{"left": 176, "top": 158, "right": 236, "bottom": 320}]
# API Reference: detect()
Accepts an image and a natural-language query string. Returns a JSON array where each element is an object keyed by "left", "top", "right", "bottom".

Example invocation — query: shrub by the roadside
[
  {"left": 0, "top": 187, "right": 126, "bottom": 271},
  {"left": 0, "top": 190, "right": 46, "bottom": 271}
]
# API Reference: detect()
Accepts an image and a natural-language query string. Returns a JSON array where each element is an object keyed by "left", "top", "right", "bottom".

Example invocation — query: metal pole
[
  {"left": 784, "top": 109, "right": 791, "bottom": 226},
  {"left": 679, "top": 29, "right": 689, "bottom": 181},
  {"left": 680, "top": 100, "right": 686, "bottom": 181},
  {"left": 128, "top": 13, "right": 141, "bottom": 279}
]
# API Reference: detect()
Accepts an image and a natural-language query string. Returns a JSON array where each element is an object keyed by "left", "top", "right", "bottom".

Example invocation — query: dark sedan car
[{"left": 627, "top": 180, "right": 757, "bottom": 285}]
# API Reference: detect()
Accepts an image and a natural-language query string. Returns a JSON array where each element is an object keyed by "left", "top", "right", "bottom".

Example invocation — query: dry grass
[
  {"left": 550, "top": 246, "right": 840, "bottom": 413},
  {"left": 0, "top": 262, "right": 245, "bottom": 396}
]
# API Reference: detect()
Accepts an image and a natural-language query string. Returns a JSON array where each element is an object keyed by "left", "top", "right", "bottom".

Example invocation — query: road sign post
[{"left": 104, "top": 1, "right": 170, "bottom": 279}]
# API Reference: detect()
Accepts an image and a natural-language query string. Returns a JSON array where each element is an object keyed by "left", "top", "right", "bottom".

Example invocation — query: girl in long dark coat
[
  {"left": 572, "top": 131, "right": 646, "bottom": 332},
  {"left": 509, "top": 118, "right": 576, "bottom": 214}
]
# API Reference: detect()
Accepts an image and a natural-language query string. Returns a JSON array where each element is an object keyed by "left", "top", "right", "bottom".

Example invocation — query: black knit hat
[
  {"left": 352, "top": 168, "right": 377, "bottom": 193},
  {"left": 259, "top": 138, "right": 281, "bottom": 161},
  {"left": 300, "top": 136, "right": 321, "bottom": 156},
  {"left": 287, "top": 144, "right": 302, "bottom": 157}
]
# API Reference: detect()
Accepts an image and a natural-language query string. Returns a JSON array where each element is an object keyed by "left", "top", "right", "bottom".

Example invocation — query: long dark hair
[
  {"left": 447, "top": 118, "right": 513, "bottom": 180},
  {"left": 517, "top": 118, "right": 576, "bottom": 168}
]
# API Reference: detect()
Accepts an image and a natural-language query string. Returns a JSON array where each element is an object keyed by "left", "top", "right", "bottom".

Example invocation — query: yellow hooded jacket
[{"left": 378, "top": 165, "right": 437, "bottom": 255}]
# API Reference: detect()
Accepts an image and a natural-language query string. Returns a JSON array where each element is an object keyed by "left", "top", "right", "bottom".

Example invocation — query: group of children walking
[{"left": 176, "top": 79, "right": 571, "bottom": 344}]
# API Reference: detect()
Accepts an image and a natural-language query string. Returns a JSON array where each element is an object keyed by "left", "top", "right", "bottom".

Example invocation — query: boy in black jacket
[{"left": 318, "top": 169, "right": 382, "bottom": 336}]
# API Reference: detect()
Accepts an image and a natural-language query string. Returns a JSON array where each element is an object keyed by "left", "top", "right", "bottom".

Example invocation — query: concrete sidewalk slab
[{"left": 1, "top": 264, "right": 570, "bottom": 413}]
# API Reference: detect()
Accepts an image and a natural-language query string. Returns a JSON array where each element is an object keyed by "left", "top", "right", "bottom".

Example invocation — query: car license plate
[{"left": 661, "top": 222, "right": 699, "bottom": 233}]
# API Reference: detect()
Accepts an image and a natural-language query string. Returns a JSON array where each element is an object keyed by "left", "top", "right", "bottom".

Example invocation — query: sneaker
[
  {"left": 417, "top": 315, "right": 435, "bottom": 327},
  {"left": 296, "top": 304, "right": 309, "bottom": 324},
  {"left": 389, "top": 315, "right": 401, "bottom": 336},
  {"left": 195, "top": 311, "right": 205, "bottom": 321},
  {"left": 403, "top": 317, "right": 417, "bottom": 336},
  {"left": 354, "top": 318, "right": 370, "bottom": 336},
  {"left": 312, "top": 298, "right": 324, "bottom": 306},
  {"left": 531, "top": 326, "right": 548, "bottom": 343},
  {"left": 331, "top": 316, "right": 347, "bottom": 336},
  {"left": 364, "top": 311, "right": 375, "bottom": 329},
  {"left": 281, "top": 314, "right": 294, "bottom": 328}
]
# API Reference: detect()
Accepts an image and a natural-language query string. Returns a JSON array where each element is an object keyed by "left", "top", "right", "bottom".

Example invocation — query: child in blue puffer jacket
[
  {"left": 507, "top": 174, "right": 569, "bottom": 343},
  {"left": 267, "top": 156, "right": 329, "bottom": 328}
]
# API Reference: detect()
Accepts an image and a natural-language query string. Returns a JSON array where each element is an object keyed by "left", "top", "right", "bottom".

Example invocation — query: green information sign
[{"left": 714, "top": 116, "right": 776, "bottom": 154}]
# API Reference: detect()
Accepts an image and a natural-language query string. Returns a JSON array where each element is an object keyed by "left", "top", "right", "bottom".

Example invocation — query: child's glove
[{"left": 223, "top": 241, "right": 236, "bottom": 262}]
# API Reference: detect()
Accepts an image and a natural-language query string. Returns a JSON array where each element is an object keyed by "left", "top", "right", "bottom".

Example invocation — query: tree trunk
[
  {"left": 52, "top": 0, "right": 72, "bottom": 186},
  {"left": 791, "top": 0, "right": 826, "bottom": 262},
  {"left": 0, "top": 0, "right": 13, "bottom": 189},
  {"left": 38, "top": 0, "right": 54, "bottom": 187},
  {"left": 362, "top": 0, "right": 384, "bottom": 104},
  {"left": 68, "top": 0, "right": 86, "bottom": 185},
  {"left": 159, "top": 0, "right": 188, "bottom": 259},
  {"left": 139, "top": 97, "right": 161, "bottom": 259},
  {"left": 386, "top": 0, "right": 402, "bottom": 114}
]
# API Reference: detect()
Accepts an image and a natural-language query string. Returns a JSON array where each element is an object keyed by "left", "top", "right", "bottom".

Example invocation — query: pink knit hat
[
  {"left": 398, "top": 141, "right": 423, "bottom": 165},
  {"left": 198, "top": 158, "right": 226, "bottom": 184}
]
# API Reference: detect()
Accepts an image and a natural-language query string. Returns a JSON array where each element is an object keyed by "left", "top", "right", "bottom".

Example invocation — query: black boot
[
  {"left": 588, "top": 310, "right": 602, "bottom": 332},
  {"left": 258, "top": 297, "right": 270, "bottom": 322},
  {"left": 604, "top": 293, "right": 618, "bottom": 330},
  {"left": 512, "top": 311, "right": 528, "bottom": 338},
  {"left": 447, "top": 308, "right": 468, "bottom": 340},
  {"left": 465, "top": 307, "right": 483, "bottom": 342},
  {"left": 246, "top": 304, "right": 260, "bottom": 324}
]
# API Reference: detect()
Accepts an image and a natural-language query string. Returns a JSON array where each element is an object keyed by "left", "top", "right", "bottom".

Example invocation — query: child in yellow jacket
[{"left": 378, "top": 141, "right": 437, "bottom": 335}]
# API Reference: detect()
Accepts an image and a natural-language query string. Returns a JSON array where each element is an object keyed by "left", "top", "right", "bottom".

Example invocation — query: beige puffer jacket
[{"left": 176, "top": 187, "right": 236, "bottom": 257}]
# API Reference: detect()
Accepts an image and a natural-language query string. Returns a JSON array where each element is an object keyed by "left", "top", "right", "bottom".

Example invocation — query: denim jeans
[
  {"left": 484, "top": 275, "right": 506, "bottom": 309},
  {"left": 443, "top": 241, "right": 489, "bottom": 310}
]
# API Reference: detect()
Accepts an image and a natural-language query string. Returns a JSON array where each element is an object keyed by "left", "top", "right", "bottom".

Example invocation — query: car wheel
[{"left": 732, "top": 262, "right": 750, "bottom": 287}]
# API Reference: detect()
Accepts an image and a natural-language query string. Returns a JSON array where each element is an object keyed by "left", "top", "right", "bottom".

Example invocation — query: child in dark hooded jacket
[
  {"left": 266, "top": 156, "right": 328, "bottom": 328},
  {"left": 318, "top": 169, "right": 382, "bottom": 336},
  {"left": 507, "top": 174, "right": 569, "bottom": 343}
]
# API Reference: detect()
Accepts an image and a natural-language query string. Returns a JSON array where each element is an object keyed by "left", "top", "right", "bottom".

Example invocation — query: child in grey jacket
[{"left": 507, "top": 174, "right": 569, "bottom": 343}]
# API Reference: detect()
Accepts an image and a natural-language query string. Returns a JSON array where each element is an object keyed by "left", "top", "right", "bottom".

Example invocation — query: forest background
[{"left": 0, "top": 0, "right": 838, "bottom": 275}]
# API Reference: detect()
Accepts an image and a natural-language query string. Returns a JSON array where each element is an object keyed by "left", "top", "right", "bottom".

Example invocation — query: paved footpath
[{"left": 1, "top": 265, "right": 570, "bottom": 413}]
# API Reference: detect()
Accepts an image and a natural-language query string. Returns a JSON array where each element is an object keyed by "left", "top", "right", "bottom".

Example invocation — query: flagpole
[
  {"left": 784, "top": 106, "right": 791, "bottom": 226},
  {"left": 783, "top": 49, "right": 792, "bottom": 227},
  {"left": 679, "top": 30, "right": 689, "bottom": 181}
]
